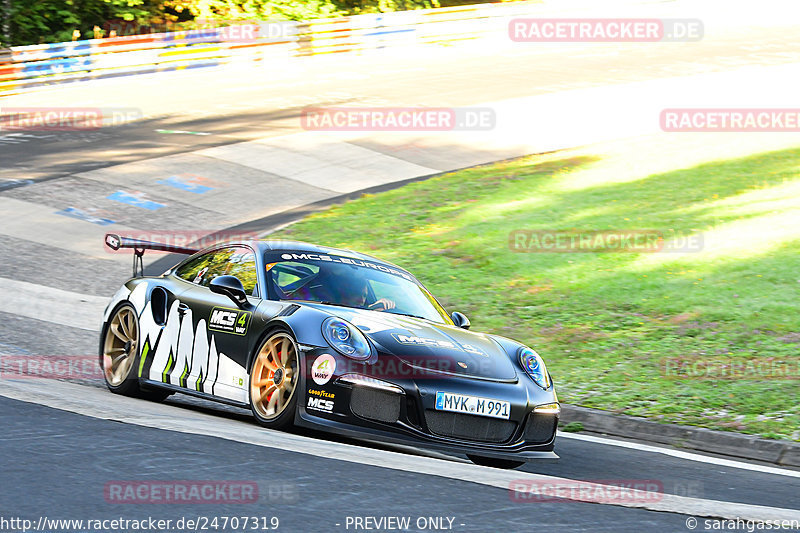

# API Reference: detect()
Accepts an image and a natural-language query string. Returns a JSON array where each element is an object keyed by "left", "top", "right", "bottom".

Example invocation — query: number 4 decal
[{"left": 209, "top": 306, "right": 251, "bottom": 335}]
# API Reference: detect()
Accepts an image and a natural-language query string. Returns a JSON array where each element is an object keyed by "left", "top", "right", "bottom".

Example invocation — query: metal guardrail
[{"left": 0, "top": 2, "right": 538, "bottom": 96}]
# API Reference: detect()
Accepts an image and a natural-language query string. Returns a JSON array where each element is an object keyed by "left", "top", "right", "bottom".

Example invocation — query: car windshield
[{"left": 265, "top": 252, "right": 452, "bottom": 324}]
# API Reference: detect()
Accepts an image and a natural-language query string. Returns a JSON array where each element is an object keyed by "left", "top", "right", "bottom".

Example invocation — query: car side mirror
[
  {"left": 210, "top": 275, "right": 248, "bottom": 308},
  {"left": 451, "top": 311, "right": 471, "bottom": 330}
]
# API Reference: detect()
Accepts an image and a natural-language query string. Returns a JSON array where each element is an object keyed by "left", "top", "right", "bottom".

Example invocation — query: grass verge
[{"left": 274, "top": 140, "right": 800, "bottom": 441}]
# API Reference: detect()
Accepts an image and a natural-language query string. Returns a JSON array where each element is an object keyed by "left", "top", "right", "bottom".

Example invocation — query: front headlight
[
  {"left": 322, "top": 317, "right": 371, "bottom": 360},
  {"left": 518, "top": 347, "right": 551, "bottom": 389}
]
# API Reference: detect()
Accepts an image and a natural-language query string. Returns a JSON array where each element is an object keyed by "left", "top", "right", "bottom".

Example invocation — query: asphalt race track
[{"left": 1, "top": 1, "right": 800, "bottom": 531}]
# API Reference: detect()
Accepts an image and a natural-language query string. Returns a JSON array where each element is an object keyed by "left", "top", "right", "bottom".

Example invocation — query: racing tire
[
  {"left": 249, "top": 330, "right": 300, "bottom": 430},
  {"left": 101, "top": 303, "right": 171, "bottom": 402}
]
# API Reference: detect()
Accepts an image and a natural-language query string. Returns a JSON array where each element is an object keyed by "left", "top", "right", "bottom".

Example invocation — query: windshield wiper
[
  {"left": 316, "top": 301, "right": 361, "bottom": 309},
  {"left": 279, "top": 299, "right": 348, "bottom": 307},
  {"left": 387, "top": 311, "right": 430, "bottom": 321}
]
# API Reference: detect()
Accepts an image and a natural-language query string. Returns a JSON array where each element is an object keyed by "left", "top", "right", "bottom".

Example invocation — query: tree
[
  {"left": 2, "top": 0, "right": 456, "bottom": 47},
  {"left": 2, "top": 0, "right": 173, "bottom": 46}
]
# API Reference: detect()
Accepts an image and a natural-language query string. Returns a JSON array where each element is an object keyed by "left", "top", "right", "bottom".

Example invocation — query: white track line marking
[
  {"left": 0, "top": 379, "right": 798, "bottom": 521},
  {"left": 558, "top": 432, "right": 800, "bottom": 479},
  {"left": 0, "top": 277, "right": 107, "bottom": 331}
]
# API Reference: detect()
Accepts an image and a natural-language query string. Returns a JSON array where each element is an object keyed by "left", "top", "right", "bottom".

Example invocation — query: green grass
[
  {"left": 561, "top": 422, "right": 585, "bottom": 433},
  {"left": 274, "top": 146, "right": 800, "bottom": 441}
]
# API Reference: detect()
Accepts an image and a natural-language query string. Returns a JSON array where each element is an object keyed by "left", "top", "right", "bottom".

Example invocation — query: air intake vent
[
  {"left": 350, "top": 387, "right": 401, "bottom": 424},
  {"left": 424, "top": 410, "right": 516, "bottom": 443},
  {"left": 523, "top": 413, "right": 558, "bottom": 444}
]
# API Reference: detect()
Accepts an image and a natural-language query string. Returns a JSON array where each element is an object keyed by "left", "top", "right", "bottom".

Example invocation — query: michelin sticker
[
  {"left": 311, "top": 354, "right": 336, "bottom": 385},
  {"left": 208, "top": 307, "right": 251, "bottom": 335}
]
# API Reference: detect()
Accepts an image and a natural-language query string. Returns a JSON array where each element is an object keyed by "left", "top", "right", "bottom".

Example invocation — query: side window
[
  {"left": 175, "top": 252, "right": 216, "bottom": 285},
  {"left": 269, "top": 262, "right": 320, "bottom": 299},
  {"left": 175, "top": 247, "right": 258, "bottom": 295},
  {"left": 225, "top": 249, "right": 258, "bottom": 295}
]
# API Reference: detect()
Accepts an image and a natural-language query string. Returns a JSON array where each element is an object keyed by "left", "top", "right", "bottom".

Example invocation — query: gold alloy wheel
[
  {"left": 103, "top": 306, "right": 139, "bottom": 387},
  {"left": 250, "top": 333, "right": 298, "bottom": 420}
]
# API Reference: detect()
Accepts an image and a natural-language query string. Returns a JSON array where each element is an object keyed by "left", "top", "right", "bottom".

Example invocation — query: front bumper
[{"left": 296, "top": 348, "right": 559, "bottom": 462}]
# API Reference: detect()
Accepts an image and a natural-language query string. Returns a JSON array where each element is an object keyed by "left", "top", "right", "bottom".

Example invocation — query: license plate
[{"left": 435, "top": 392, "right": 511, "bottom": 420}]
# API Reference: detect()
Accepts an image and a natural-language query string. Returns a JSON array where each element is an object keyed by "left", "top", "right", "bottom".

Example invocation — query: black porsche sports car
[{"left": 100, "top": 234, "right": 559, "bottom": 469}]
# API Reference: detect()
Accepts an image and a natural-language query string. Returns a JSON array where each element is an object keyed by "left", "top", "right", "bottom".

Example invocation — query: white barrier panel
[{"left": 0, "top": 2, "right": 542, "bottom": 96}]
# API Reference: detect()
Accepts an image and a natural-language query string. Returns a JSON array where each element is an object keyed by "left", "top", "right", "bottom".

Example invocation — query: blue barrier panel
[
  {"left": 20, "top": 56, "right": 92, "bottom": 77},
  {"left": 13, "top": 40, "right": 92, "bottom": 61}
]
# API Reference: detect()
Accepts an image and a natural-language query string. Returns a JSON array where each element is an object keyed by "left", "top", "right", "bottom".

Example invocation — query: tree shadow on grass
[{"left": 425, "top": 146, "right": 800, "bottom": 329}]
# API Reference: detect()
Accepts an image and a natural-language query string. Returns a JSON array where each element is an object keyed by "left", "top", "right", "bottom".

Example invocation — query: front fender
[
  {"left": 264, "top": 305, "right": 336, "bottom": 349},
  {"left": 246, "top": 303, "right": 335, "bottom": 375}
]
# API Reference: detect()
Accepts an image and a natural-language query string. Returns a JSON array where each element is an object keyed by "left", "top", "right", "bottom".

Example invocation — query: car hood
[{"left": 306, "top": 304, "right": 518, "bottom": 381}]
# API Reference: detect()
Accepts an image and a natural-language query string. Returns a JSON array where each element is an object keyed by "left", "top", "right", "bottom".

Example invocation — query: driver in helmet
[{"left": 330, "top": 269, "right": 395, "bottom": 311}]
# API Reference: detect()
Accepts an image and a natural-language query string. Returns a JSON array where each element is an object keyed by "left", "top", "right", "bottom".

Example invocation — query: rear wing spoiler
[{"left": 104, "top": 233, "right": 199, "bottom": 277}]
